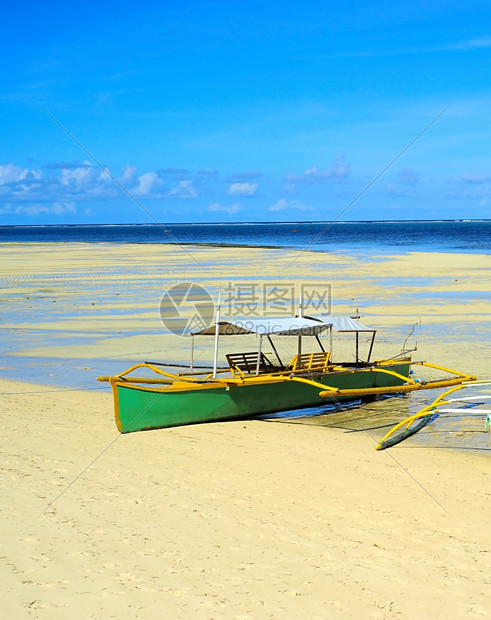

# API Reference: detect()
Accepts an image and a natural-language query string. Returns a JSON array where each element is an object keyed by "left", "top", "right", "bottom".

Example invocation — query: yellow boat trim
[
  {"left": 320, "top": 375, "right": 473, "bottom": 398},
  {"left": 98, "top": 361, "right": 475, "bottom": 399},
  {"left": 409, "top": 360, "right": 472, "bottom": 378},
  {"left": 354, "top": 366, "right": 418, "bottom": 384},
  {"left": 104, "top": 372, "right": 336, "bottom": 394}
]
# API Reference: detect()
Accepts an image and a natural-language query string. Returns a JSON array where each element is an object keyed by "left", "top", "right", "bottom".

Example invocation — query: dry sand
[
  {"left": 1, "top": 378, "right": 489, "bottom": 619},
  {"left": 0, "top": 242, "right": 490, "bottom": 618}
]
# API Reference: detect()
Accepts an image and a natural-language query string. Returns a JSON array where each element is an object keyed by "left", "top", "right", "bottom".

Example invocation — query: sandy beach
[{"left": 1, "top": 242, "right": 490, "bottom": 618}]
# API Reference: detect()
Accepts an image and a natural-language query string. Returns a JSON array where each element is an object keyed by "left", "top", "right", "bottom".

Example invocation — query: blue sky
[{"left": 1, "top": 0, "right": 491, "bottom": 224}]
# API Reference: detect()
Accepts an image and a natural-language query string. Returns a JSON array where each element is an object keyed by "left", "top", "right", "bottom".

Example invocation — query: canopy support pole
[
  {"left": 255, "top": 334, "right": 263, "bottom": 375},
  {"left": 212, "top": 293, "right": 221, "bottom": 378},
  {"left": 267, "top": 335, "right": 283, "bottom": 368},
  {"left": 190, "top": 335, "right": 194, "bottom": 371},
  {"left": 367, "top": 331, "right": 376, "bottom": 363}
]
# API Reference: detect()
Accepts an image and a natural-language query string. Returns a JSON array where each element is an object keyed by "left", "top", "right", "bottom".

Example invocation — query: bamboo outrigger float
[
  {"left": 376, "top": 380, "right": 491, "bottom": 450},
  {"left": 98, "top": 309, "right": 475, "bottom": 433}
]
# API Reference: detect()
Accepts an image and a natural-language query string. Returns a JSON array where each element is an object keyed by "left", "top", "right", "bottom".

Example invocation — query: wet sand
[
  {"left": 1, "top": 242, "right": 489, "bottom": 379},
  {"left": 0, "top": 242, "right": 490, "bottom": 618}
]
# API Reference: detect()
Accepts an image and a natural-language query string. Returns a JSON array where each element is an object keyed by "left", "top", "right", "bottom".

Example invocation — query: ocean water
[{"left": 0, "top": 220, "right": 490, "bottom": 254}]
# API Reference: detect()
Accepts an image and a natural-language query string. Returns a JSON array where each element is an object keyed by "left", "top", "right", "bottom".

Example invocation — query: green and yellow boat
[{"left": 98, "top": 313, "right": 475, "bottom": 433}]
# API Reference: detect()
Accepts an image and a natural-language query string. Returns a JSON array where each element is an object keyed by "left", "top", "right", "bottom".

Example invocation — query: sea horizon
[
  {"left": 1, "top": 217, "right": 490, "bottom": 228},
  {"left": 1, "top": 219, "right": 489, "bottom": 254}
]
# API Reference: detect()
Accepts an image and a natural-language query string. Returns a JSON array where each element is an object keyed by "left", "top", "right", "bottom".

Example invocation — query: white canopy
[
  {"left": 307, "top": 314, "right": 374, "bottom": 332},
  {"left": 192, "top": 315, "right": 372, "bottom": 336}
]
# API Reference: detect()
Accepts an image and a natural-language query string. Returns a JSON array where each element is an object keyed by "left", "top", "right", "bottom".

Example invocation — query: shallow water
[
  {"left": 261, "top": 388, "right": 491, "bottom": 452},
  {"left": 1, "top": 239, "right": 489, "bottom": 453}
]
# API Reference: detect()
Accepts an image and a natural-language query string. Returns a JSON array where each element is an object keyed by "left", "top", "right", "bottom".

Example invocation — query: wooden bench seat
[
  {"left": 226, "top": 352, "right": 277, "bottom": 375},
  {"left": 287, "top": 351, "right": 331, "bottom": 372}
]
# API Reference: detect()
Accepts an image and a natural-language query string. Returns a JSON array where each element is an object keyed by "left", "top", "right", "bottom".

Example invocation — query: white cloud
[
  {"left": 229, "top": 171, "right": 263, "bottom": 181},
  {"left": 444, "top": 38, "right": 491, "bottom": 51},
  {"left": 0, "top": 164, "right": 42, "bottom": 184},
  {"left": 459, "top": 173, "right": 491, "bottom": 184},
  {"left": 0, "top": 161, "right": 213, "bottom": 204},
  {"left": 166, "top": 180, "right": 198, "bottom": 199},
  {"left": 0, "top": 164, "right": 43, "bottom": 192},
  {"left": 269, "top": 198, "right": 312, "bottom": 212},
  {"left": 446, "top": 172, "right": 491, "bottom": 200},
  {"left": 447, "top": 173, "right": 491, "bottom": 200},
  {"left": 119, "top": 164, "right": 138, "bottom": 186},
  {"left": 60, "top": 161, "right": 111, "bottom": 194},
  {"left": 285, "top": 155, "right": 350, "bottom": 186},
  {"left": 55, "top": 161, "right": 121, "bottom": 200},
  {"left": 133, "top": 171, "right": 163, "bottom": 196},
  {"left": 228, "top": 182, "right": 258, "bottom": 197},
  {"left": 197, "top": 168, "right": 219, "bottom": 180},
  {"left": 0, "top": 201, "right": 76, "bottom": 216},
  {"left": 209, "top": 202, "right": 241, "bottom": 214},
  {"left": 0, "top": 165, "right": 46, "bottom": 200}
]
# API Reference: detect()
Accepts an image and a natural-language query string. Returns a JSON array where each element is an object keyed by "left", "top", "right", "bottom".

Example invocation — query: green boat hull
[{"left": 113, "top": 363, "right": 411, "bottom": 433}]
